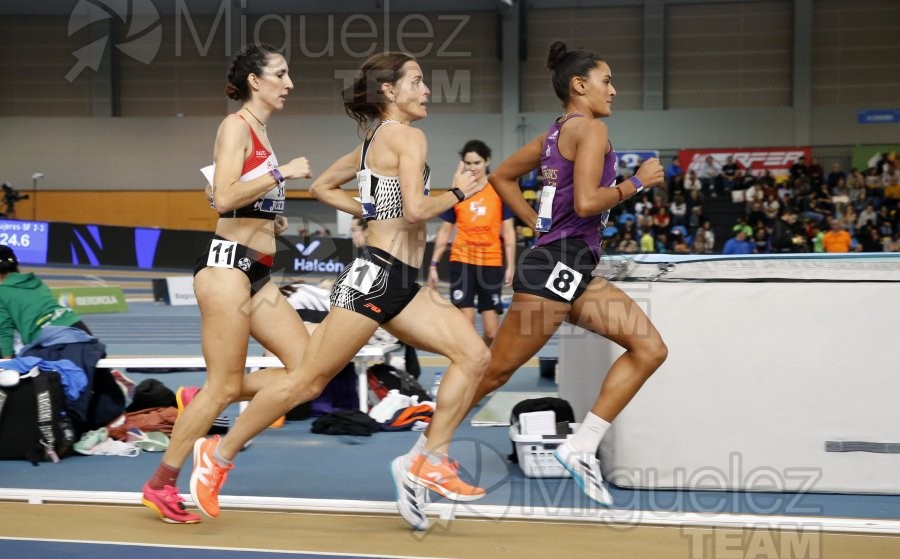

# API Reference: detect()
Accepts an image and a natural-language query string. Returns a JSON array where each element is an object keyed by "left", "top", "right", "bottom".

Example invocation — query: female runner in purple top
[{"left": 425, "top": 40, "right": 668, "bottom": 507}]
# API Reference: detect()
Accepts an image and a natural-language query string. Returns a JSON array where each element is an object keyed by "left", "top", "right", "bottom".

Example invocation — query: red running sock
[{"left": 148, "top": 462, "right": 180, "bottom": 490}]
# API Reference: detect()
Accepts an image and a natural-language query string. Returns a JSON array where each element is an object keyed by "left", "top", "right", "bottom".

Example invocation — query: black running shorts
[
  {"left": 329, "top": 246, "right": 421, "bottom": 324},
  {"left": 513, "top": 238, "right": 597, "bottom": 303},
  {"left": 193, "top": 235, "right": 273, "bottom": 296},
  {"left": 448, "top": 262, "right": 504, "bottom": 313}
]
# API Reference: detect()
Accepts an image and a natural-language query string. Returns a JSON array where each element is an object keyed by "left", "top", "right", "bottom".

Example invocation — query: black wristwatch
[{"left": 450, "top": 187, "right": 466, "bottom": 202}]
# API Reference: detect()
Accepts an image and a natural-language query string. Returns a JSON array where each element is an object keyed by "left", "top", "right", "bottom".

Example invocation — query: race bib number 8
[
  {"left": 207, "top": 239, "right": 237, "bottom": 268},
  {"left": 343, "top": 258, "right": 381, "bottom": 295},
  {"left": 544, "top": 261, "right": 583, "bottom": 301}
]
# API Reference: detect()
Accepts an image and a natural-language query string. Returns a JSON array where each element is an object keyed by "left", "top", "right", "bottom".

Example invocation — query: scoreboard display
[{"left": 0, "top": 219, "right": 49, "bottom": 264}]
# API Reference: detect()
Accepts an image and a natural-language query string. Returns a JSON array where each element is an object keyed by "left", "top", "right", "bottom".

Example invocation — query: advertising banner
[
  {"left": 50, "top": 286, "right": 128, "bottom": 314},
  {"left": 617, "top": 150, "right": 660, "bottom": 170},
  {"left": 851, "top": 145, "right": 900, "bottom": 172},
  {"left": 679, "top": 147, "right": 812, "bottom": 179}
]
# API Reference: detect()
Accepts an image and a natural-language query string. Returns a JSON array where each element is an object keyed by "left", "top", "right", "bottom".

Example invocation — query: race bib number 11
[{"left": 207, "top": 239, "right": 236, "bottom": 268}]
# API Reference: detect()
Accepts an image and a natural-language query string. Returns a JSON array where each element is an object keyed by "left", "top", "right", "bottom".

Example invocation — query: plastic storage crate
[{"left": 508, "top": 422, "right": 578, "bottom": 478}]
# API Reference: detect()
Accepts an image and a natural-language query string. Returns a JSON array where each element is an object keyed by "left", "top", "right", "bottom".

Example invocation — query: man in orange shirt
[
  {"left": 822, "top": 218, "right": 853, "bottom": 253},
  {"left": 428, "top": 140, "right": 516, "bottom": 345}
]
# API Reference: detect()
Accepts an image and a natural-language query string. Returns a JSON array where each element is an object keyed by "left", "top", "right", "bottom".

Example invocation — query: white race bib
[
  {"left": 544, "top": 261, "right": 583, "bottom": 301},
  {"left": 535, "top": 186, "right": 556, "bottom": 232},
  {"left": 343, "top": 258, "right": 381, "bottom": 295},
  {"left": 206, "top": 239, "right": 237, "bottom": 268},
  {"left": 357, "top": 170, "right": 375, "bottom": 219}
]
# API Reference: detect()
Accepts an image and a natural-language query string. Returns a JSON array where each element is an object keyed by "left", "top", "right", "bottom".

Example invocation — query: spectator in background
[
  {"left": 831, "top": 177, "right": 851, "bottom": 214},
  {"left": 858, "top": 225, "right": 883, "bottom": 253},
  {"left": 683, "top": 169, "right": 702, "bottom": 194},
  {"left": 671, "top": 229, "right": 690, "bottom": 254},
  {"left": 746, "top": 200, "right": 767, "bottom": 230},
  {"left": 865, "top": 168, "right": 884, "bottom": 201},
  {"left": 637, "top": 207, "right": 654, "bottom": 235},
  {"left": 877, "top": 206, "right": 895, "bottom": 237},
  {"left": 620, "top": 218, "right": 637, "bottom": 241},
  {"left": 732, "top": 218, "right": 753, "bottom": 238},
  {"left": 838, "top": 204, "right": 858, "bottom": 236},
  {"left": 694, "top": 221, "right": 715, "bottom": 253},
  {"left": 634, "top": 192, "right": 653, "bottom": 216},
  {"left": 776, "top": 178, "right": 793, "bottom": 203},
  {"left": 685, "top": 188, "right": 704, "bottom": 216},
  {"left": 665, "top": 156, "right": 684, "bottom": 193},
  {"left": 640, "top": 230, "right": 655, "bottom": 253},
  {"left": 0, "top": 244, "right": 124, "bottom": 443},
  {"left": 826, "top": 162, "right": 846, "bottom": 189},
  {"left": 758, "top": 169, "right": 776, "bottom": 190},
  {"left": 428, "top": 139, "right": 516, "bottom": 346},
  {"left": 752, "top": 227, "right": 770, "bottom": 254},
  {"left": 790, "top": 156, "right": 809, "bottom": 182},
  {"left": 822, "top": 218, "right": 853, "bottom": 253},
  {"left": 687, "top": 205, "right": 705, "bottom": 232},
  {"left": 652, "top": 206, "right": 671, "bottom": 235},
  {"left": 691, "top": 228, "right": 711, "bottom": 254},
  {"left": 615, "top": 234, "right": 639, "bottom": 254},
  {"left": 762, "top": 193, "right": 781, "bottom": 224},
  {"left": 857, "top": 203, "right": 879, "bottom": 230},
  {"left": 669, "top": 193, "right": 687, "bottom": 227},
  {"left": 0, "top": 245, "right": 90, "bottom": 358},
  {"left": 771, "top": 209, "right": 804, "bottom": 253},
  {"left": 808, "top": 157, "right": 824, "bottom": 188},
  {"left": 697, "top": 155, "right": 720, "bottom": 196},
  {"left": 883, "top": 231, "right": 900, "bottom": 252},
  {"left": 720, "top": 155, "right": 740, "bottom": 193},
  {"left": 722, "top": 229, "right": 754, "bottom": 255}
]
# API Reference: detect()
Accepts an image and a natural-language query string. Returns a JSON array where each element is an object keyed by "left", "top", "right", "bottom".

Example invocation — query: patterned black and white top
[{"left": 357, "top": 120, "right": 431, "bottom": 221}]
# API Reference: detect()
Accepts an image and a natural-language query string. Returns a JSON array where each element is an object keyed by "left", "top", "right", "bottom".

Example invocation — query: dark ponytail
[
  {"left": 546, "top": 40, "right": 605, "bottom": 104},
  {"left": 343, "top": 52, "right": 415, "bottom": 133},
  {"left": 225, "top": 43, "right": 281, "bottom": 101}
]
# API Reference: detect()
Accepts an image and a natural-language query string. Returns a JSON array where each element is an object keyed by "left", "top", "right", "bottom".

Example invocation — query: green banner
[
  {"left": 851, "top": 145, "right": 900, "bottom": 172},
  {"left": 50, "top": 286, "right": 128, "bottom": 314}
]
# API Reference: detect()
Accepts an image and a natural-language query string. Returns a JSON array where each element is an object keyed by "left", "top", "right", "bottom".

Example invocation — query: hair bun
[
  {"left": 546, "top": 40, "right": 568, "bottom": 70},
  {"left": 224, "top": 83, "right": 241, "bottom": 100}
]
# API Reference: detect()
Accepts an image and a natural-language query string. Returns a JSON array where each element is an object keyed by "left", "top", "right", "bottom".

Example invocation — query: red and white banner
[{"left": 679, "top": 146, "right": 812, "bottom": 179}]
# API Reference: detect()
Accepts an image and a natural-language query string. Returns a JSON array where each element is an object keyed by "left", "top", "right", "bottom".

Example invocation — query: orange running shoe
[
  {"left": 408, "top": 454, "right": 486, "bottom": 502},
  {"left": 268, "top": 415, "right": 286, "bottom": 429},
  {"left": 189, "top": 435, "right": 233, "bottom": 518}
]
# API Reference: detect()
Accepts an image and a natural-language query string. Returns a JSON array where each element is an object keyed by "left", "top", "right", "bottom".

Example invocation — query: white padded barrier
[
  {"left": 559, "top": 254, "right": 900, "bottom": 494},
  {"left": 98, "top": 345, "right": 397, "bottom": 413}
]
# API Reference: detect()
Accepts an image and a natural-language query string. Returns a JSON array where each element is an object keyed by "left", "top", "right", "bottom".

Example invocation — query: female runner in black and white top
[{"left": 188, "top": 52, "right": 489, "bottom": 531}]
